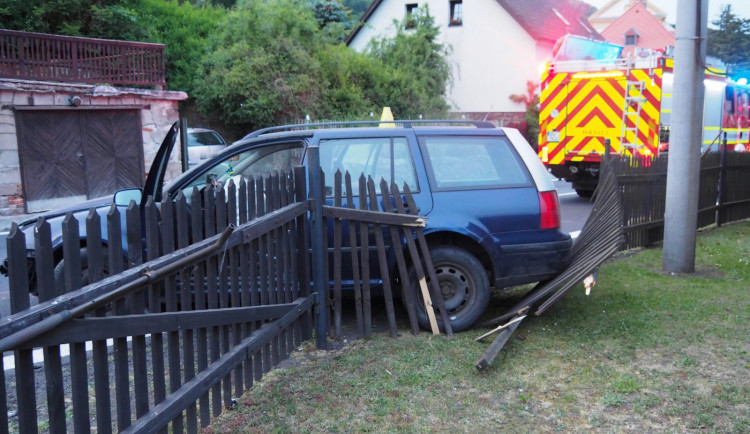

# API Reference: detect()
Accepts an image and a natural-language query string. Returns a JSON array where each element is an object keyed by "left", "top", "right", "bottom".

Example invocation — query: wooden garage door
[{"left": 16, "top": 109, "right": 143, "bottom": 212}]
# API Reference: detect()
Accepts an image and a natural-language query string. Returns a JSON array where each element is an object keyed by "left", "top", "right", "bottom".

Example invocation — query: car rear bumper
[{"left": 494, "top": 238, "right": 573, "bottom": 288}]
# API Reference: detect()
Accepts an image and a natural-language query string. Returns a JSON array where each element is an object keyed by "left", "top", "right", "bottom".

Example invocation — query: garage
[{"left": 15, "top": 109, "right": 144, "bottom": 212}]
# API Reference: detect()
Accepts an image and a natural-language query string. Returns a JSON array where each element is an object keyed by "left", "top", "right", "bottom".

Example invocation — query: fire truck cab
[{"left": 538, "top": 35, "right": 750, "bottom": 197}]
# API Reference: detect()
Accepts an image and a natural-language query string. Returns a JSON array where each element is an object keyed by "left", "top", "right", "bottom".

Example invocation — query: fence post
[
  {"left": 716, "top": 132, "right": 728, "bottom": 227},
  {"left": 307, "top": 145, "right": 328, "bottom": 350}
]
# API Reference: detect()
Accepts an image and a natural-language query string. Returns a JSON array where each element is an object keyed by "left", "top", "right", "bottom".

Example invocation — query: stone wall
[{"left": 0, "top": 79, "right": 187, "bottom": 215}]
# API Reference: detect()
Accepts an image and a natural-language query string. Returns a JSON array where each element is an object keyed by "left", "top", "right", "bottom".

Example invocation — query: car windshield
[{"left": 188, "top": 131, "right": 224, "bottom": 147}]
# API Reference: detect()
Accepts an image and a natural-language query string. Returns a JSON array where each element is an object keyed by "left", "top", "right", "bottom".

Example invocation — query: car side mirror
[{"left": 114, "top": 188, "right": 143, "bottom": 207}]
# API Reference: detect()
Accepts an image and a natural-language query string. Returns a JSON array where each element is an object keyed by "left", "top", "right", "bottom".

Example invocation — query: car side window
[
  {"left": 319, "top": 137, "right": 418, "bottom": 196},
  {"left": 421, "top": 136, "right": 530, "bottom": 189},
  {"left": 180, "top": 142, "right": 303, "bottom": 195}
]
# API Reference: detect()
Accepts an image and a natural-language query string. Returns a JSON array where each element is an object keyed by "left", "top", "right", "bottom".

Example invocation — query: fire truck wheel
[
  {"left": 575, "top": 189, "right": 594, "bottom": 198},
  {"left": 404, "top": 246, "right": 490, "bottom": 333}
]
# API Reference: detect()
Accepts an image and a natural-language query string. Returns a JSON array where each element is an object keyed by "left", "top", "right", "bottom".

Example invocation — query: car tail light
[{"left": 539, "top": 191, "right": 561, "bottom": 229}]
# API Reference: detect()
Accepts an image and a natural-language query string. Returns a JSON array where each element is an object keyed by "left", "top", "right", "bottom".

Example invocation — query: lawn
[{"left": 207, "top": 221, "right": 750, "bottom": 432}]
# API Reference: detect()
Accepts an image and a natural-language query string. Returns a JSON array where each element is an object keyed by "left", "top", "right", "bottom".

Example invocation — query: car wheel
[
  {"left": 575, "top": 188, "right": 594, "bottom": 198},
  {"left": 53, "top": 248, "right": 112, "bottom": 295},
  {"left": 404, "top": 246, "right": 490, "bottom": 333}
]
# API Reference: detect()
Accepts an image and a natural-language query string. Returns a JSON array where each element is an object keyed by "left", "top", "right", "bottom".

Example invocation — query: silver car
[{"left": 186, "top": 127, "right": 227, "bottom": 167}]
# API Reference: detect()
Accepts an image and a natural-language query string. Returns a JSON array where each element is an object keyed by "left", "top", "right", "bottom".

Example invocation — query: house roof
[
  {"left": 600, "top": 1, "right": 674, "bottom": 56},
  {"left": 495, "top": 0, "right": 601, "bottom": 44},
  {"left": 345, "top": 0, "right": 602, "bottom": 46},
  {"left": 588, "top": 0, "right": 668, "bottom": 31}
]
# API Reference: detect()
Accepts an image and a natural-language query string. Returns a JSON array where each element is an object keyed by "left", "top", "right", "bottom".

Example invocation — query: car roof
[
  {"left": 187, "top": 127, "right": 220, "bottom": 134},
  {"left": 240, "top": 120, "right": 497, "bottom": 141}
]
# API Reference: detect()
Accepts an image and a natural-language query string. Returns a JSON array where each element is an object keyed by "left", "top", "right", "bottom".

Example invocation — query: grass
[{"left": 207, "top": 221, "right": 750, "bottom": 432}]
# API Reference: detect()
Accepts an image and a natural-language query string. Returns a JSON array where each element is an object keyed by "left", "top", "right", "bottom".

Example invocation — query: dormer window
[
  {"left": 450, "top": 1, "right": 463, "bottom": 26},
  {"left": 405, "top": 4, "right": 418, "bottom": 29},
  {"left": 624, "top": 28, "right": 640, "bottom": 46}
]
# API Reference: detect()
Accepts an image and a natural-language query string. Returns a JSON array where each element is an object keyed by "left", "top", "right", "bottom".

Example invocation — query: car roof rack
[{"left": 243, "top": 119, "right": 496, "bottom": 139}]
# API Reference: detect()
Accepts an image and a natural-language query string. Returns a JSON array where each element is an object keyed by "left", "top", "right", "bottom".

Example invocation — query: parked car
[
  {"left": 1, "top": 120, "right": 572, "bottom": 331},
  {"left": 186, "top": 127, "right": 227, "bottom": 168}
]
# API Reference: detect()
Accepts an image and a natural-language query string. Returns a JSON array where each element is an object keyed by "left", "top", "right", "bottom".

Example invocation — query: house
[
  {"left": 597, "top": 1, "right": 675, "bottom": 58},
  {"left": 588, "top": 0, "right": 670, "bottom": 33},
  {"left": 0, "top": 30, "right": 187, "bottom": 214},
  {"left": 346, "top": 0, "right": 601, "bottom": 125}
]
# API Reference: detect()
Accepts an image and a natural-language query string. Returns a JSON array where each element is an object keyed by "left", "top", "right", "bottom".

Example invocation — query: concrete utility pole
[{"left": 662, "top": 0, "right": 708, "bottom": 273}]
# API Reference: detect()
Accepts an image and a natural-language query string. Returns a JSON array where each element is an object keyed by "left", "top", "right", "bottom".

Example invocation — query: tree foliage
[
  {"left": 707, "top": 5, "right": 750, "bottom": 66},
  {"left": 0, "top": 0, "right": 453, "bottom": 134},
  {"left": 365, "top": 7, "right": 451, "bottom": 118},
  {"left": 193, "top": 1, "right": 452, "bottom": 133},
  {"left": 509, "top": 81, "right": 540, "bottom": 149}
]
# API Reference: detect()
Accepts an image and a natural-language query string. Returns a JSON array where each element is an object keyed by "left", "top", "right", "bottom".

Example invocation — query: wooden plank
[
  {"left": 6, "top": 225, "right": 38, "bottom": 434},
  {"left": 127, "top": 202, "right": 150, "bottom": 419},
  {"left": 390, "top": 186, "right": 439, "bottom": 335},
  {"left": 475, "top": 316, "right": 525, "bottom": 371},
  {"left": 378, "top": 179, "right": 419, "bottom": 335},
  {"left": 294, "top": 167, "right": 312, "bottom": 342},
  {"left": 189, "top": 187, "right": 211, "bottom": 432},
  {"left": 204, "top": 186, "right": 222, "bottom": 418},
  {"left": 63, "top": 213, "right": 92, "bottom": 433},
  {"left": 332, "top": 170, "right": 343, "bottom": 337},
  {"left": 366, "top": 177, "right": 398, "bottom": 337},
  {"left": 179, "top": 190, "right": 199, "bottom": 431},
  {"left": 86, "top": 210, "right": 112, "bottom": 434},
  {"left": 322, "top": 206, "right": 425, "bottom": 227},
  {"left": 227, "top": 180, "right": 244, "bottom": 399},
  {"left": 358, "top": 175, "right": 372, "bottom": 338},
  {"left": 344, "top": 172, "right": 364, "bottom": 337},
  {"left": 106, "top": 205, "right": 132, "bottom": 431},
  {"left": 268, "top": 174, "right": 282, "bottom": 366},
  {"left": 161, "top": 196, "right": 184, "bottom": 434},
  {"left": 145, "top": 197, "right": 167, "bottom": 425},
  {"left": 35, "top": 217, "right": 67, "bottom": 433},
  {"left": 402, "top": 184, "right": 453, "bottom": 336},
  {"left": 214, "top": 187, "right": 233, "bottom": 411},
  {"left": 122, "top": 296, "right": 314, "bottom": 434}
]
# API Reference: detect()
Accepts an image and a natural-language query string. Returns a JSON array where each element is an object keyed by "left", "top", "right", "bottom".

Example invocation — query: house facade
[
  {"left": 346, "top": 0, "right": 600, "bottom": 125},
  {"left": 588, "top": 0, "right": 670, "bottom": 33},
  {"left": 0, "top": 30, "right": 187, "bottom": 215}
]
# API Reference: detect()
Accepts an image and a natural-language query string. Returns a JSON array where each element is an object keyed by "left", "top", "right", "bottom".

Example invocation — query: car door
[{"left": 311, "top": 131, "right": 432, "bottom": 289}]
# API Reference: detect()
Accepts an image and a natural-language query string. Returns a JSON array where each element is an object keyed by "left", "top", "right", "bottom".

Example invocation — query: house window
[
  {"left": 624, "top": 28, "right": 640, "bottom": 46},
  {"left": 405, "top": 3, "right": 418, "bottom": 29},
  {"left": 449, "top": 1, "right": 463, "bottom": 26}
]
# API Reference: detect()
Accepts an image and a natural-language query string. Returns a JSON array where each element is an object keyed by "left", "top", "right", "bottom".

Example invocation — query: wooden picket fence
[
  {"left": 0, "top": 156, "right": 445, "bottom": 432},
  {"left": 606, "top": 150, "right": 750, "bottom": 250}
]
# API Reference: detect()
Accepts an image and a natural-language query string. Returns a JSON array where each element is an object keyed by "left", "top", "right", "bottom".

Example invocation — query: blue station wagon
[{"left": 3, "top": 120, "right": 572, "bottom": 332}]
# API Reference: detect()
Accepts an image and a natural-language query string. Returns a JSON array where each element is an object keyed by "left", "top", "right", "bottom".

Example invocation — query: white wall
[{"left": 349, "top": 0, "right": 542, "bottom": 114}]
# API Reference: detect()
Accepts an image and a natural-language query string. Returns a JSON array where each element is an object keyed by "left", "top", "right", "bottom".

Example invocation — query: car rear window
[{"left": 420, "top": 136, "right": 530, "bottom": 190}]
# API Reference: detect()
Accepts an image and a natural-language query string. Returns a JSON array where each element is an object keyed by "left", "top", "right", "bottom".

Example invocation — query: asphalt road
[{"left": 0, "top": 179, "right": 594, "bottom": 319}]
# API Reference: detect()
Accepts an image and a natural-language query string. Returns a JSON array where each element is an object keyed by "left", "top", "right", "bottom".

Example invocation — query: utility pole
[{"left": 662, "top": 0, "right": 708, "bottom": 273}]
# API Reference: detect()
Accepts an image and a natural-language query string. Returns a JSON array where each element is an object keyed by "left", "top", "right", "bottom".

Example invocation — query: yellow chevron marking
[{"left": 540, "top": 74, "right": 570, "bottom": 119}]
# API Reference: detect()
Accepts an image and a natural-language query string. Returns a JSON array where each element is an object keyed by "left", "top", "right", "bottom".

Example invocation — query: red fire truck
[{"left": 538, "top": 35, "right": 750, "bottom": 197}]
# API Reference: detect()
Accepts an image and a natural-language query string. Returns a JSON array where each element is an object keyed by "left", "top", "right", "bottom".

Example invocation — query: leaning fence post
[
  {"left": 307, "top": 145, "right": 328, "bottom": 350},
  {"left": 716, "top": 132, "right": 728, "bottom": 227}
]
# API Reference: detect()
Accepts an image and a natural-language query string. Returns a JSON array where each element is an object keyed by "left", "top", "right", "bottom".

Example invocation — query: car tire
[
  {"left": 53, "top": 248, "right": 111, "bottom": 295},
  {"left": 404, "top": 246, "right": 490, "bottom": 333},
  {"left": 575, "top": 188, "right": 594, "bottom": 198}
]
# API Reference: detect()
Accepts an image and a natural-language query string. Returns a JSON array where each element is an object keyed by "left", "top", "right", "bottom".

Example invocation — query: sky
[{"left": 582, "top": 0, "right": 750, "bottom": 27}]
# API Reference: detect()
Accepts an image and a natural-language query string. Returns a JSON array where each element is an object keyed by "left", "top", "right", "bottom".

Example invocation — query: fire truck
[{"left": 538, "top": 35, "right": 750, "bottom": 197}]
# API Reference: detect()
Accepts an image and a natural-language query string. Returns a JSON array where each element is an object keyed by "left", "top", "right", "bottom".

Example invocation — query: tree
[
  {"left": 366, "top": 7, "right": 452, "bottom": 118},
  {"left": 707, "top": 5, "right": 750, "bottom": 66},
  {"left": 509, "top": 81, "right": 540, "bottom": 149},
  {"left": 192, "top": 0, "right": 327, "bottom": 136}
]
